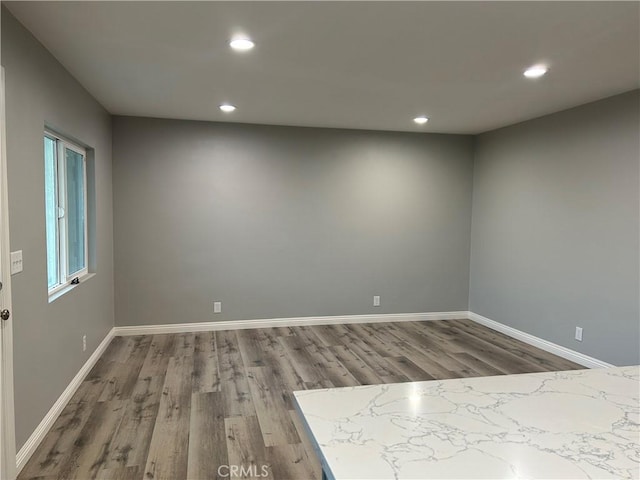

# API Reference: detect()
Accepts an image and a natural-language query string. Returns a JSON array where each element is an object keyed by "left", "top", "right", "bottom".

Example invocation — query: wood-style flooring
[{"left": 18, "top": 319, "right": 582, "bottom": 480}]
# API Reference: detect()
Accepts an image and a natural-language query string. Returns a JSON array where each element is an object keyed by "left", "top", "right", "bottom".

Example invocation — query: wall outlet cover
[
  {"left": 214, "top": 301, "right": 222, "bottom": 314},
  {"left": 373, "top": 295, "right": 381, "bottom": 307},
  {"left": 10, "top": 250, "right": 23, "bottom": 275},
  {"left": 575, "top": 326, "right": 583, "bottom": 342}
]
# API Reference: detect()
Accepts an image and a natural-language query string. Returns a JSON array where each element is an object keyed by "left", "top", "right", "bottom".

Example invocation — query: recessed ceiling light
[
  {"left": 413, "top": 116, "right": 429, "bottom": 125},
  {"left": 229, "top": 37, "right": 255, "bottom": 51},
  {"left": 523, "top": 64, "right": 548, "bottom": 78},
  {"left": 219, "top": 104, "right": 236, "bottom": 113}
]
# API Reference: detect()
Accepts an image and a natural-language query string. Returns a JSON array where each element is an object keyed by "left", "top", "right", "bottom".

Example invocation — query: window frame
[{"left": 44, "top": 130, "right": 89, "bottom": 296}]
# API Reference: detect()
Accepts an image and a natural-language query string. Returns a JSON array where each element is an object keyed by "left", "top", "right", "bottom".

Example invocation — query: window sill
[{"left": 48, "top": 273, "right": 96, "bottom": 303}]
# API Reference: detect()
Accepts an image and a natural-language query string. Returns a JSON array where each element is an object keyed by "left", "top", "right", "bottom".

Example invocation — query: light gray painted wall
[
  {"left": 113, "top": 117, "right": 474, "bottom": 326},
  {"left": 469, "top": 90, "right": 640, "bottom": 366},
  {"left": 2, "top": 8, "right": 115, "bottom": 448}
]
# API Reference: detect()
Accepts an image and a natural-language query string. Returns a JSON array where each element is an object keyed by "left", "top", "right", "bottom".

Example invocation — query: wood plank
[
  {"left": 378, "top": 324, "right": 459, "bottom": 380},
  {"left": 224, "top": 416, "right": 273, "bottom": 480},
  {"left": 98, "top": 337, "right": 152, "bottom": 403},
  {"left": 330, "top": 325, "right": 409, "bottom": 383},
  {"left": 267, "top": 443, "right": 319, "bottom": 480},
  {"left": 236, "top": 329, "right": 267, "bottom": 367},
  {"left": 96, "top": 466, "right": 141, "bottom": 480},
  {"left": 384, "top": 356, "right": 436, "bottom": 382},
  {"left": 254, "top": 329, "right": 306, "bottom": 410},
  {"left": 291, "top": 327, "right": 359, "bottom": 387},
  {"left": 186, "top": 392, "right": 228, "bottom": 480},
  {"left": 55, "top": 400, "right": 127, "bottom": 480},
  {"left": 16, "top": 476, "right": 58, "bottom": 480},
  {"left": 216, "top": 330, "right": 256, "bottom": 417},
  {"left": 308, "top": 353, "right": 359, "bottom": 388},
  {"left": 106, "top": 375, "right": 165, "bottom": 470},
  {"left": 288, "top": 409, "right": 321, "bottom": 470},
  {"left": 310, "top": 324, "right": 348, "bottom": 347},
  {"left": 173, "top": 333, "right": 195, "bottom": 359},
  {"left": 138, "top": 335, "right": 176, "bottom": 378},
  {"left": 18, "top": 376, "right": 106, "bottom": 478},
  {"left": 450, "top": 352, "right": 507, "bottom": 377},
  {"left": 246, "top": 367, "right": 300, "bottom": 447},
  {"left": 143, "top": 355, "right": 193, "bottom": 480},
  {"left": 253, "top": 328, "right": 287, "bottom": 358},
  {"left": 259, "top": 357, "right": 304, "bottom": 411},
  {"left": 278, "top": 335, "right": 333, "bottom": 389},
  {"left": 429, "top": 321, "right": 548, "bottom": 373},
  {"left": 328, "top": 324, "right": 381, "bottom": 355},
  {"left": 98, "top": 337, "right": 131, "bottom": 364},
  {"left": 448, "top": 319, "right": 583, "bottom": 371},
  {"left": 398, "top": 321, "right": 461, "bottom": 353},
  {"left": 391, "top": 322, "right": 470, "bottom": 372},
  {"left": 110, "top": 336, "right": 150, "bottom": 364},
  {"left": 84, "top": 357, "right": 122, "bottom": 386},
  {"left": 192, "top": 332, "right": 221, "bottom": 393},
  {"left": 345, "top": 324, "right": 399, "bottom": 357},
  {"left": 328, "top": 345, "right": 385, "bottom": 385},
  {"left": 271, "top": 326, "right": 295, "bottom": 337}
]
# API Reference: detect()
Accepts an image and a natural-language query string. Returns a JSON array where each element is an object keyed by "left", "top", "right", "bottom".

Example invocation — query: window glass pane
[
  {"left": 66, "top": 148, "right": 85, "bottom": 275},
  {"left": 44, "top": 137, "right": 59, "bottom": 289}
]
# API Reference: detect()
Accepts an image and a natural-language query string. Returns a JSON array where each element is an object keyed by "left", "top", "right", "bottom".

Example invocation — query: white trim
[
  {"left": 48, "top": 272, "right": 96, "bottom": 303},
  {"left": 16, "top": 328, "right": 115, "bottom": 474},
  {"left": 114, "top": 311, "right": 469, "bottom": 336},
  {"left": 467, "top": 311, "right": 614, "bottom": 369},
  {"left": 113, "top": 312, "right": 613, "bottom": 370},
  {"left": 0, "top": 66, "right": 17, "bottom": 480},
  {"left": 45, "top": 131, "right": 89, "bottom": 296}
]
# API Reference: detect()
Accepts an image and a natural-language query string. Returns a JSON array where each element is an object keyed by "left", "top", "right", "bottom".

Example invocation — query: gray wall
[
  {"left": 113, "top": 117, "right": 474, "bottom": 326},
  {"left": 469, "top": 90, "right": 640, "bottom": 366},
  {"left": 2, "top": 8, "right": 115, "bottom": 448}
]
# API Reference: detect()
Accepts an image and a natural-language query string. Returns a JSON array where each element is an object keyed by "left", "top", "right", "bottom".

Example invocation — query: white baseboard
[
  {"left": 113, "top": 311, "right": 468, "bottom": 336},
  {"left": 467, "top": 312, "right": 613, "bottom": 369},
  {"left": 115, "top": 311, "right": 612, "bottom": 368},
  {"left": 16, "top": 327, "right": 116, "bottom": 474}
]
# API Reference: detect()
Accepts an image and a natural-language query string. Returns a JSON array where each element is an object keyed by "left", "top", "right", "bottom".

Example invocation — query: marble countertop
[{"left": 293, "top": 366, "right": 640, "bottom": 479}]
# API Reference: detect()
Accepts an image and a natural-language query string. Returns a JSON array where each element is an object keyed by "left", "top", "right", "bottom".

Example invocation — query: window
[{"left": 44, "top": 132, "right": 88, "bottom": 294}]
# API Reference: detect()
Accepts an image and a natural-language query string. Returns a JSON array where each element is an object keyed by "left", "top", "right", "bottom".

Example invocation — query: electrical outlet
[
  {"left": 214, "top": 301, "right": 222, "bottom": 314},
  {"left": 373, "top": 295, "right": 380, "bottom": 307},
  {"left": 575, "top": 326, "right": 583, "bottom": 342},
  {"left": 82, "top": 334, "right": 87, "bottom": 352},
  {"left": 10, "top": 250, "right": 23, "bottom": 274}
]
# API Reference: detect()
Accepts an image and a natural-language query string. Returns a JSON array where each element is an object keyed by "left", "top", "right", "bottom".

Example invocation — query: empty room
[{"left": 0, "top": 2, "right": 638, "bottom": 480}]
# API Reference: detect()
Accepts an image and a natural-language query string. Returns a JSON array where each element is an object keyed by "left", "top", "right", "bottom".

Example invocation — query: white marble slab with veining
[{"left": 294, "top": 366, "right": 640, "bottom": 479}]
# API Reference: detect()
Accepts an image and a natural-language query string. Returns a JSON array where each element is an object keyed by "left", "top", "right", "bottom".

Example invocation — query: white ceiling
[{"left": 5, "top": 1, "right": 639, "bottom": 134}]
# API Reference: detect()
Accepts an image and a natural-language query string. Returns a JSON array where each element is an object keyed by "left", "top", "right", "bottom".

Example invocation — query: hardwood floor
[{"left": 18, "top": 319, "right": 582, "bottom": 480}]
